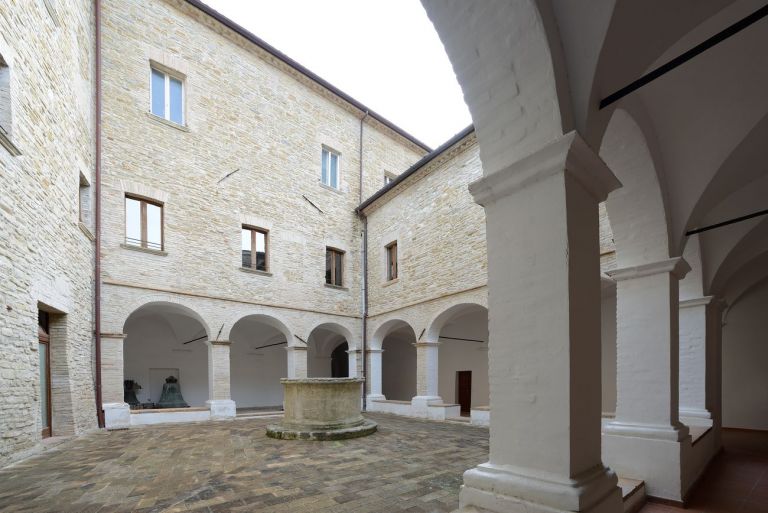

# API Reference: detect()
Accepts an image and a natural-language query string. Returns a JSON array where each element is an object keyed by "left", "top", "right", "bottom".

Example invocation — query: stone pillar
[
  {"left": 347, "top": 348, "right": 362, "bottom": 377},
  {"left": 603, "top": 257, "right": 692, "bottom": 501},
  {"left": 101, "top": 333, "right": 130, "bottom": 429},
  {"left": 286, "top": 345, "right": 307, "bottom": 378},
  {"left": 460, "top": 132, "right": 622, "bottom": 513},
  {"left": 412, "top": 341, "right": 441, "bottom": 415},
  {"left": 679, "top": 296, "right": 714, "bottom": 424},
  {"left": 366, "top": 349, "right": 384, "bottom": 401},
  {"left": 206, "top": 340, "right": 235, "bottom": 418}
]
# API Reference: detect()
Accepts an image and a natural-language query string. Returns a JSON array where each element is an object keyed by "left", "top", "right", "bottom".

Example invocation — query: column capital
[
  {"left": 414, "top": 341, "right": 440, "bottom": 347},
  {"left": 607, "top": 256, "right": 690, "bottom": 282},
  {"left": 366, "top": 348, "right": 384, "bottom": 354},
  {"left": 100, "top": 332, "right": 126, "bottom": 340},
  {"left": 209, "top": 339, "right": 231, "bottom": 346},
  {"left": 285, "top": 345, "right": 307, "bottom": 352},
  {"left": 679, "top": 295, "right": 714, "bottom": 309},
  {"left": 346, "top": 349, "right": 363, "bottom": 354},
  {"left": 469, "top": 131, "right": 621, "bottom": 206}
]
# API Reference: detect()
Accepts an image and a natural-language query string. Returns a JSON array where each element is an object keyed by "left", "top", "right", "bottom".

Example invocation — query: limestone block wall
[
  {"left": 99, "top": 0, "right": 424, "bottom": 337},
  {"left": 0, "top": 0, "right": 96, "bottom": 465}
]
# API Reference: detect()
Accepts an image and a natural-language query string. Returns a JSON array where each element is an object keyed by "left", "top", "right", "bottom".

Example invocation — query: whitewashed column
[
  {"left": 679, "top": 296, "right": 714, "bottom": 424},
  {"left": 347, "top": 347, "right": 362, "bottom": 378},
  {"left": 460, "top": 132, "right": 622, "bottom": 513},
  {"left": 603, "top": 257, "right": 691, "bottom": 501},
  {"left": 366, "top": 349, "right": 384, "bottom": 401},
  {"left": 412, "top": 341, "right": 441, "bottom": 415},
  {"left": 286, "top": 345, "right": 307, "bottom": 378},
  {"left": 101, "top": 333, "right": 130, "bottom": 429},
  {"left": 206, "top": 340, "right": 235, "bottom": 418}
]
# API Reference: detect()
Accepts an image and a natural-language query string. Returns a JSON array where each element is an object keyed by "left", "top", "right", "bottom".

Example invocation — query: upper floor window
[
  {"left": 242, "top": 226, "right": 268, "bottom": 272},
  {"left": 0, "top": 54, "right": 12, "bottom": 139},
  {"left": 78, "top": 173, "right": 92, "bottom": 228},
  {"left": 325, "top": 247, "right": 344, "bottom": 286},
  {"left": 125, "top": 195, "right": 163, "bottom": 251},
  {"left": 150, "top": 67, "right": 184, "bottom": 125},
  {"left": 386, "top": 241, "right": 398, "bottom": 281},
  {"left": 321, "top": 147, "right": 340, "bottom": 189}
]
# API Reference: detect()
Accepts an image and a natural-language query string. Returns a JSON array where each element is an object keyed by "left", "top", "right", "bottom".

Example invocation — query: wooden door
[
  {"left": 457, "top": 371, "right": 472, "bottom": 415},
  {"left": 38, "top": 325, "right": 52, "bottom": 438}
]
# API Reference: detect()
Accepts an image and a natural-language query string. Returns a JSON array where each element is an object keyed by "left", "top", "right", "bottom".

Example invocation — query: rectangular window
[
  {"left": 125, "top": 196, "right": 163, "bottom": 250},
  {"left": 325, "top": 247, "right": 344, "bottom": 286},
  {"left": 78, "top": 173, "right": 91, "bottom": 227},
  {"left": 242, "top": 226, "right": 268, "bottom": 271},
  {"left": 386, "top": 241, "right": 398, "bottom": 281},
  {"left": 321, "top": 148, "right": 340, "bottom": 189},
  {"left": 150, "top": 67, "right": 184, "bottom": 125}
]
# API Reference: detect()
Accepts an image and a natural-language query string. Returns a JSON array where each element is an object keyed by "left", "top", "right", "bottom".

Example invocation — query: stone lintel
[
  {"left": 469, "top": 131, "right": 621, "bottom": 207},
  {"left": 679, "top": 295, "right": 714, "bottom": 309},
  {"left": 607, "top": 257, "right": 691, "bottom": 282}
]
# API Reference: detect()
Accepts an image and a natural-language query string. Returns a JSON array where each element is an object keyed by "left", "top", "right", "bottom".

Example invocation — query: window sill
[
  {"left": 120, "top": 243, "right": 168, "bottom": 256},
  {"left": 382, "top": 278, "right": 399, "bottom": 287},
  {"left": 324, "top": 283, "right": 348, "bottom": 291},
  {"left": 78, "top": 222, "right": 95, "bottom": 242},
  {"left": 239, "top": 267, "right": 272, "bottom": 277},
  {"left": 318, "top": 182, "right": 343, "bottom": 194},
  {"left": 0, "top": 131, "right": 21, "bottom": 157},
  {"left": 146, "top": 112, "right": 189, "bottom": 132}
]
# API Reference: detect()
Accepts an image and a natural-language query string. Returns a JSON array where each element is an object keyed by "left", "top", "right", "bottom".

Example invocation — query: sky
[{"left": 203, "top": 0, "right": 471, "bottom": 149}]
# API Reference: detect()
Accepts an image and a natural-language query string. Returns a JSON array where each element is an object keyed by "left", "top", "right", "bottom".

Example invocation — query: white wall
[
  {"left": 438, "top": 310, "right": 489, "bottom": 407},
  {"left": 382, "top": 335, "right": 416, "bottom": 400},
  {"left": 230, "top": 320, "right": 287, "bottom": 409},
  {"left": 124, "top": 312, "right": 209, "bottom": 407},
  {"left": 601, "top": 287, "right": 617, "bottom": 414},
  {"left": 307, "top": 328, "right": 346, "bottom": 378},
  {"left": 722, "top": 281, "right": 768, "bottom": 430}
]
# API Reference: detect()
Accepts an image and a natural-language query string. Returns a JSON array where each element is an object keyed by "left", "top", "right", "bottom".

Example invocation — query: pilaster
[
  {"left": 366, "top": 349, "right": 384, "bottom": 401},
  {"left": 286, "top": 345, "right": 308, "bottom": 379},
  {"left": 101, "top": 333, "right": 130, "bottom": 430},
  {"left": 679, "top": 296, "right": 714, "bottom": 423},
  {"left": 206, "top": 340, "right": 235, "bottom": 418}
]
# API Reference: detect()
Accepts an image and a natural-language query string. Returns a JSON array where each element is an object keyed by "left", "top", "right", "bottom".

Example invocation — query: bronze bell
[{"left": 157, "top": 375, "right": 189, "bottom": 408}]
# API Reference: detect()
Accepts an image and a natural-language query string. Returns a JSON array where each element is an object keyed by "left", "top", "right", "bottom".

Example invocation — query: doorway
[
  {"left": 38, "top": 311, "right": 52, "bottom": 438},
  {"left": 457, "top": 370, "right": 472, "bottom": 415}
]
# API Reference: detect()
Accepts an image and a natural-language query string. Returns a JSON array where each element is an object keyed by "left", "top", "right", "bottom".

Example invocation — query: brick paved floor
[{"left": 0, "top": 414, "right": 488, "bottom": 513}]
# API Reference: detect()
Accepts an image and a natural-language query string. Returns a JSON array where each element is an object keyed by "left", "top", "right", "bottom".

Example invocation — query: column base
[
  {"left": 679, "top": 407, "right": 712, "bottom": 420},
  {"left": 411, "top": 395, "right": 442, "bottom": 416},
  {"left": 103, "top": 402, "right": 131, "bottom": 430},
  {"left": 603, "top": 423, "right": 691, "bottom": 501},
  {"left": 458, "top": 462, "right": 621, "bottom": 513},
  {"left": 207, "top": 399, "right": 236, "bottom": 419},
  {"left": 366, "top": 394, "right": 385, "bottom": 402}
]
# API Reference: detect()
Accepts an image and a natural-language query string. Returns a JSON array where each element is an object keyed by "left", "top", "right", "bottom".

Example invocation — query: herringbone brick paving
[{"left": 0, "top": 413, "right": 488, "bottom": 513}]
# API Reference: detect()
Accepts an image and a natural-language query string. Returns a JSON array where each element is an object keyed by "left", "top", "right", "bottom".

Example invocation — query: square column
[
  {"left": 347, "top": 348, "right": 362, "bottom": 378},
  {"left": 366, "top": 349, "right": 384, "bottom": 401},
  {"left": 603, "top": 258, "right": 692, "bottom": 501},
  {"left": 286, "top": 345, "right": 307, "bottom": 378},
  {"left": 461, "top": 132, "right": 622, "bottom": 513},
  {"left": 679, "top": 296, "right": 714, "bottom": 424},
  {"left": 206, "top": 340, "right": 235, "bottom": 418},
  {"left": 412, "top": 341, "right": 441, "bottom": 414},
  {"left": 100, "top": 333, "right": 130, "bottom": 429}
]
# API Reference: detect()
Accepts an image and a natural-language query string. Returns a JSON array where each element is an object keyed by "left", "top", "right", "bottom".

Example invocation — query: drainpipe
[
  {"left": 358, "top": 111, "right": 369, "bottom": 410},
  {"left": 94, "top": 0, "right": 104, "bottom": 428}
]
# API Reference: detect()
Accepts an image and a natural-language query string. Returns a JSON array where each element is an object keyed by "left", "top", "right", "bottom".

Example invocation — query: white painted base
[
  {"left": 366, "top": 394, "right": 386, "bottom": 405},
  {"left": 368, "top": 399, "right": 412, "bottom": 416},
  {"left": 130, "top": 409, "right": 211, "bottom": 426},
  {"left": 411, "top": 395, "right": 443, "bottom": 416},
  {"left": 427, "top": 403, "right": 461, "bottom": 420},
  {"left": 207, "top": 399, "right": 236, "bottom": 419},
  {"left": 470, "top": 407, "right": 490, "bottom": 427},
  {"left": 458, "top": 462, "right": 622, "bottom": 513},
  {"left": 679, "top": 408, "right": 712, "bottom": 421},
  {"left": 103, "top": 402, "right": 131, "bottom": 430}
]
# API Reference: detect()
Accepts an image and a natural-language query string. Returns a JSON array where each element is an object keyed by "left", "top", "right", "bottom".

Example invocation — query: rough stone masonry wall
[
  {"left": 0, "top": 0, "right": 96, "bottom": 465},
  {"left": 99, "top": 0, "right": 424, "bottom": 340}
]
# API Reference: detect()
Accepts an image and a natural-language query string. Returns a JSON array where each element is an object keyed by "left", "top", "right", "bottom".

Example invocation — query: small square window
[
  {"left": 242, "top": 226, "right": 268, "bottom": 272},
  {"left": 125, "top": 195, "right": 163, "bottom": 250},
  {"left": 326, "top": 247, "right": 344, "bottom": 286},
  {"left": 321, "top": 148, "right": 340, "bottom": 189},
  {"left": 386, "top": 241, "right": 398, "bottom": 281},
  {"left": 150, "top": 67, "right": 184, "bottom": 125},
  {"left": 78, "top": 173, "right": 92, "bottom": 227}
]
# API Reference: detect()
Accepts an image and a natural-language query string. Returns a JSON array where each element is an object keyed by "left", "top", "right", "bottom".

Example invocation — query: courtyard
[{"left": 0, "top": 414, "right": 488, "bottom": 513}]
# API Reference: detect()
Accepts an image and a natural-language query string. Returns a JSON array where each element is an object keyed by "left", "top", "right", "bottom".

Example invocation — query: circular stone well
[{"left": 266, "top": 378, "right": 377, "bottom": 440}]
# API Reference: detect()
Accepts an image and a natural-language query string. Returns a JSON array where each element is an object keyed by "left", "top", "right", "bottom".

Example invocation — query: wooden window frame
[
  {"left": 38, "top": 311, "right": 52, "bottom": 438},
  {"left": 242, "top": 225, "right": 269, "bottom": 272},
  {"left": 125, "top": 195, "right": 164, "bottom": 251},
  {"left": 326, "top": 247, "right": 344, "bottom": 287},
  {"left": 386, "top": 241, "right": 398, "bottom": 281}
]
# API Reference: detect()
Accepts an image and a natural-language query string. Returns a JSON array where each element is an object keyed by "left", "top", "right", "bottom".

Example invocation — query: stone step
[
  {"left": 446, "top": 416, "right": 471, "bottom": 423},
  {"left": 619, "top": 477, "right": 646, "bottom": 513},
  {"left": 236, "top": 410, "right": 283, "bottom": 419}
]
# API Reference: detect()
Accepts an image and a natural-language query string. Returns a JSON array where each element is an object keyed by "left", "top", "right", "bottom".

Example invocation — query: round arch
[
  {"left": 306, "top": 322, "right": 355, "bottom": 378},
  {"left": 425, "top": 302, "right": 488, "bottom": 343}
]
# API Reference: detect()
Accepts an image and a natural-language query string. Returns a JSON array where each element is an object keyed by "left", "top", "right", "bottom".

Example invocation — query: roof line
[
  {"left": 357, "top": 124, "right": 475, "bottom": 213},
  {"left": 184, "top": 0, "right": 432, "bottom": 152}
]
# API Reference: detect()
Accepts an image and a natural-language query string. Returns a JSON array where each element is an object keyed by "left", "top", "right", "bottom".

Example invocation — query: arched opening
[
  {"left": 379, "top": 321, "right": 417, "bottom": 401},
  {"left": 123, "top": 302, "right": 209, "bottom": 408},
  {"left": 432, "top": 304, "right": 489, "bottom": 415},
  {"left": 307, "top": 323, "right": 352, "bottom": 378},
  {"left": 229, "top": 314, "right": 289, "bottom": 411}
]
